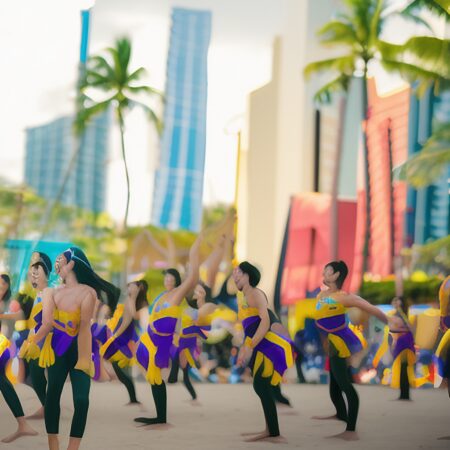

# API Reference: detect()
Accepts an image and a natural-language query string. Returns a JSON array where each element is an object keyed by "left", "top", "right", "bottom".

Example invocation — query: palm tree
[
  {"left": 303, "top": 0, "right": 446, "bottom": 281},
  {"left": 394, "top": 123, "right": 450, "bottom": 187},
  {"left": 76, "top": 37, "right": 163, "bottom": 231}
]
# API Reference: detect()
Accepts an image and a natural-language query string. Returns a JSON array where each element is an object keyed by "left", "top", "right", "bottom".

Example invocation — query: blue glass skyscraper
[
  {"left": 151, "top": 8, "right": 212, "bottom": 232},
  {"left": 24, "top": 111, "right": 110, "bottom": 213}
]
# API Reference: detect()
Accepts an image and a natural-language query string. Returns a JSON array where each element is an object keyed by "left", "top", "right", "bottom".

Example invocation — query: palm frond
[
  {"left": 381, "top": 59, "right": 446, "bottom": 95},
  {"left": 89, "top": 55, "right": 115, "bottom": 80},
  {"left": 393, "top": 124, "right": 450, "bottom": 187},
  {"left": 403, "top": 0, "right": 450, "bottom": 19},
  {"left": 127, "top": 67, "right": 147, "bottom": 83},
  {"left": 304, "top": 55, "right": 355, "bottom": 79},
  {"left": 399, "top": 36, "right": 450, "bottom": 78},
  {"left": 133, "top": 101, "right": 164, "bottom": 136},
  {"left": 74, "top": 97, "right": 113, "bottom": 135},
  {"left": 312, "top": 74, "right": 352, "bottom": 104},
  {"left": 126, "top": 85, "right": 163, "bottom": 98},
  {"left": 316, "top": 20, "right": 359, "bottom": 47}
]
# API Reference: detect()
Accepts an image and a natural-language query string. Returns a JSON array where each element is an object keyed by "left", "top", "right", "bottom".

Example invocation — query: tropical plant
[
  {"left": 76, "top": 37, "right": 163, "bottom": 231},
  {"left": 303, "top": 0, "right": 447, "bottom": 281},
  {"left": 394, "top": 123, "right": 450, "bottom": 187}
]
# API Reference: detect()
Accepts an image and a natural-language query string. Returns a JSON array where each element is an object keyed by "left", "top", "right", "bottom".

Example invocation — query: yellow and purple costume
[
  {"left": 238, "top": 294, "right": 295, "bottom": 386},
  {"left": 100, "top": 304, "right": 140, "bottom": 368},
  {"left": 176, "top": 308, "right": 213, "bottom": 368},
  {"left": 435, "top": 275, "right": 450, "bottom": 387},
  {"left": 136, "top": 296, "right": 180, "bottom": 385},
  {"left": 315, "top": 295, "right": 367, "bottom": 358}
]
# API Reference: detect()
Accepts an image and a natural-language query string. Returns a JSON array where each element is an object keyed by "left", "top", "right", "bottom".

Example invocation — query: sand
[{"left": 1, "top": 381, "right": 448, "bottom": 450}]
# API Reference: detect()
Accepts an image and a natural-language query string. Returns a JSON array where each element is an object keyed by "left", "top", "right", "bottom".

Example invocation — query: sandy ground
[{"left": 1, "top": 380, "right": 448, "bottom": 450}]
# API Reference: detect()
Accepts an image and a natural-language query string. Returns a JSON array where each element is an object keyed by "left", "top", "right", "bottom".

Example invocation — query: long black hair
[
  {"left": 0, "top": 274, "right": 11, "bottom": 302},
  {"left": 63, "top": 247, "right": 120, "bottom": 313},
  {"left": 133, "top": 279, "right": 149, "bottom": 311}
]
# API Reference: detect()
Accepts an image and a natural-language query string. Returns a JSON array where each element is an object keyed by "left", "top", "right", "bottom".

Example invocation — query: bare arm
[
  {"left": 248, "top": 290, "right": 271, "bottom": 348},
  {"left": 341, "top": 294, "right": 388, "bottom": 324},
  {"left": 0, "top": 311, "right": 24, "bottom": 321},
  {"left": 197, "top": 303, "right": 217, "bottom": 323},
  {"left": 113, "top": 295, "right": 136, "bottom": 337},
  {"left": 32, "top": 288, "right": 55, "bottom": 343},
  {"left": 75, "top": 289, "right": 96, "bottom": 374},
  {"left": 204, "top": 235, "right": 227, "bottom": 289},
  {"left": 168, "top": 234, "right": 203, "bottom": 306}
]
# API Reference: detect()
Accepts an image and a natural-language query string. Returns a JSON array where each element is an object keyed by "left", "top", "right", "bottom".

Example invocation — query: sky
[
  {"left": 0, "top": 0, "right": 287, "bottom": 225},
  {"left": 0, "top": 0, "right": 439, "bottom": 226}
]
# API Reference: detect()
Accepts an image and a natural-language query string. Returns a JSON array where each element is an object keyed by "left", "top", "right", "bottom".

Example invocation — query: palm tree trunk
[
  {"left": 118, "top": 108, "right": 130, "bottom": 232},
  {"left": 387, "top": 119, "right": 396, "bottom": 273},
  {"left": 330, "top": 96, "right": 347, "bottom": 260},
  {"left": 360, "top": 71, "right": 371, "bottom": 287}
]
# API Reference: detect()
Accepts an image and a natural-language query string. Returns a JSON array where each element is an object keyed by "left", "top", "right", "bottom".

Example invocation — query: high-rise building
[
  {"left": 406, "top": 89, "right": 450, "bottom": 246},
  {"left": 24, "top": 111, "right": 110, "bottom": 213},
  {"left": 151, "top": 7, "right": 212, "bottom": 232}
]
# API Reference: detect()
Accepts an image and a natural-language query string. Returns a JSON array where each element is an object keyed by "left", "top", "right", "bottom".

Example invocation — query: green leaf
[
  {"left": 304, "top": 55, "right": 355, "bottom": 78},
  {"left": 393, "top": 123, "right": 450, "bottom": 187}
]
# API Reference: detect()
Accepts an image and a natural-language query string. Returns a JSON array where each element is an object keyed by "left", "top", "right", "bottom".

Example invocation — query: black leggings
[
  {"left": 0, "top": 370, "right": 24, "bottom": 418},
  {"left": 112, "top": 363, "right": 138, "bottom": 403},
  {"left": 271, "top": 384, "right": 291, "bottom": 406},
  {"left": 168, "top": 354, "right": 197, "bottom": 400},
  {"left": 399, "top": 362, "right": 410, "bottom": 400},
  {"left": 329, "top": 354, "right": 359, "bottom": 431},
  {"left": 45, "top": 340, "right": 91, "bottom": 438},
  {"left": 29, "top": 358, "right": 47, "bottom": 406},
  {"left": 183, "top": 368, "right": 197, "bottom": 400},
  {"left": 253, "top": 366, "right": 280, "bottom": 437}
]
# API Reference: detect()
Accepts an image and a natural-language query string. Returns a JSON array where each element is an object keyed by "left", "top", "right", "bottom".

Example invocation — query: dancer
[
  {"left": 176, "top": 281, "right": 218, "bottom": 401},
  {"left": 134, "top": 233, "right": 202, "bottom": 426},
  {"left": 388, "top": 297, "right": 415, "bottom": 400},
  {"left": 234, "top": 261, "right": 295, "bottom": 443},
  {"left": 14, "top": 252, "right": 53, "bottom": 419},
  {"left": 21, "top": 247, "right": 120, "bottom": 450},
  {"left": 0, "top": 273, "right": 38, "bottom": 443},
  {"left": 435, "top": 275, "right": 450, "bottom": 396},
  {"left": 100, "top": 279, "right": 149, "bottom": 404},
  {"left": 171, "top": 232, "right": 230, "bottom": 399},
  {"left": 312, "top": 261, "right": 406, "bottom": 440}
]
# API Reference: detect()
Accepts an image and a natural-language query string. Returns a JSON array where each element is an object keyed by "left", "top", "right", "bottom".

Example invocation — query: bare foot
[
  {"left": 125, "top": 401, "right": 142, "bottom": 406},
  {"left": 327, "top": 430, "right": 359, "bottom": 441},
  {"left": 26, "top": 406, "right": 45, "bottom": 420},
  {"left": 243, "top": 432, "right": 287, "bottom": 443},
  {"left": 241, "top": 430, "right": 267, "bottom": 437},
  {"left": 311, "top": 414, "right": 342, "bottom": 421},
  {"left": 1, "top": 425, "right": 38, "bottom": 443}
]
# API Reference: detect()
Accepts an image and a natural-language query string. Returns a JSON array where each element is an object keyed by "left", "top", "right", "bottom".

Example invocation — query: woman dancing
[
  {"left": 21, "top": 247, "right": 119, "bottom": 450},
  {"left": 134, "top": 233, "right": 202, "bottom": 426},
  {"left": 0, "top": 273, "right": 38, "bottom": 443},
  {"left": 100, "top": 279, "right": 149, "bottom": 404},
  {"left": 312, "top": 261, "right": 406, "bottom": 440}
]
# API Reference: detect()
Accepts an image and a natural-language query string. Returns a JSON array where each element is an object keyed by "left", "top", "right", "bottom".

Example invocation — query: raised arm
[
  {"left": 168, "top": 234, "right": 203, "bottom": 306},
  {"left": 340, "top": 294, "right": 388, "bottom": 324}
]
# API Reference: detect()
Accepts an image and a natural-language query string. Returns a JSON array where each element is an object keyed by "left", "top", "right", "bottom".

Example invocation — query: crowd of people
[{"left": 0, "top": 220, "right": 448, "bottom": 449}]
